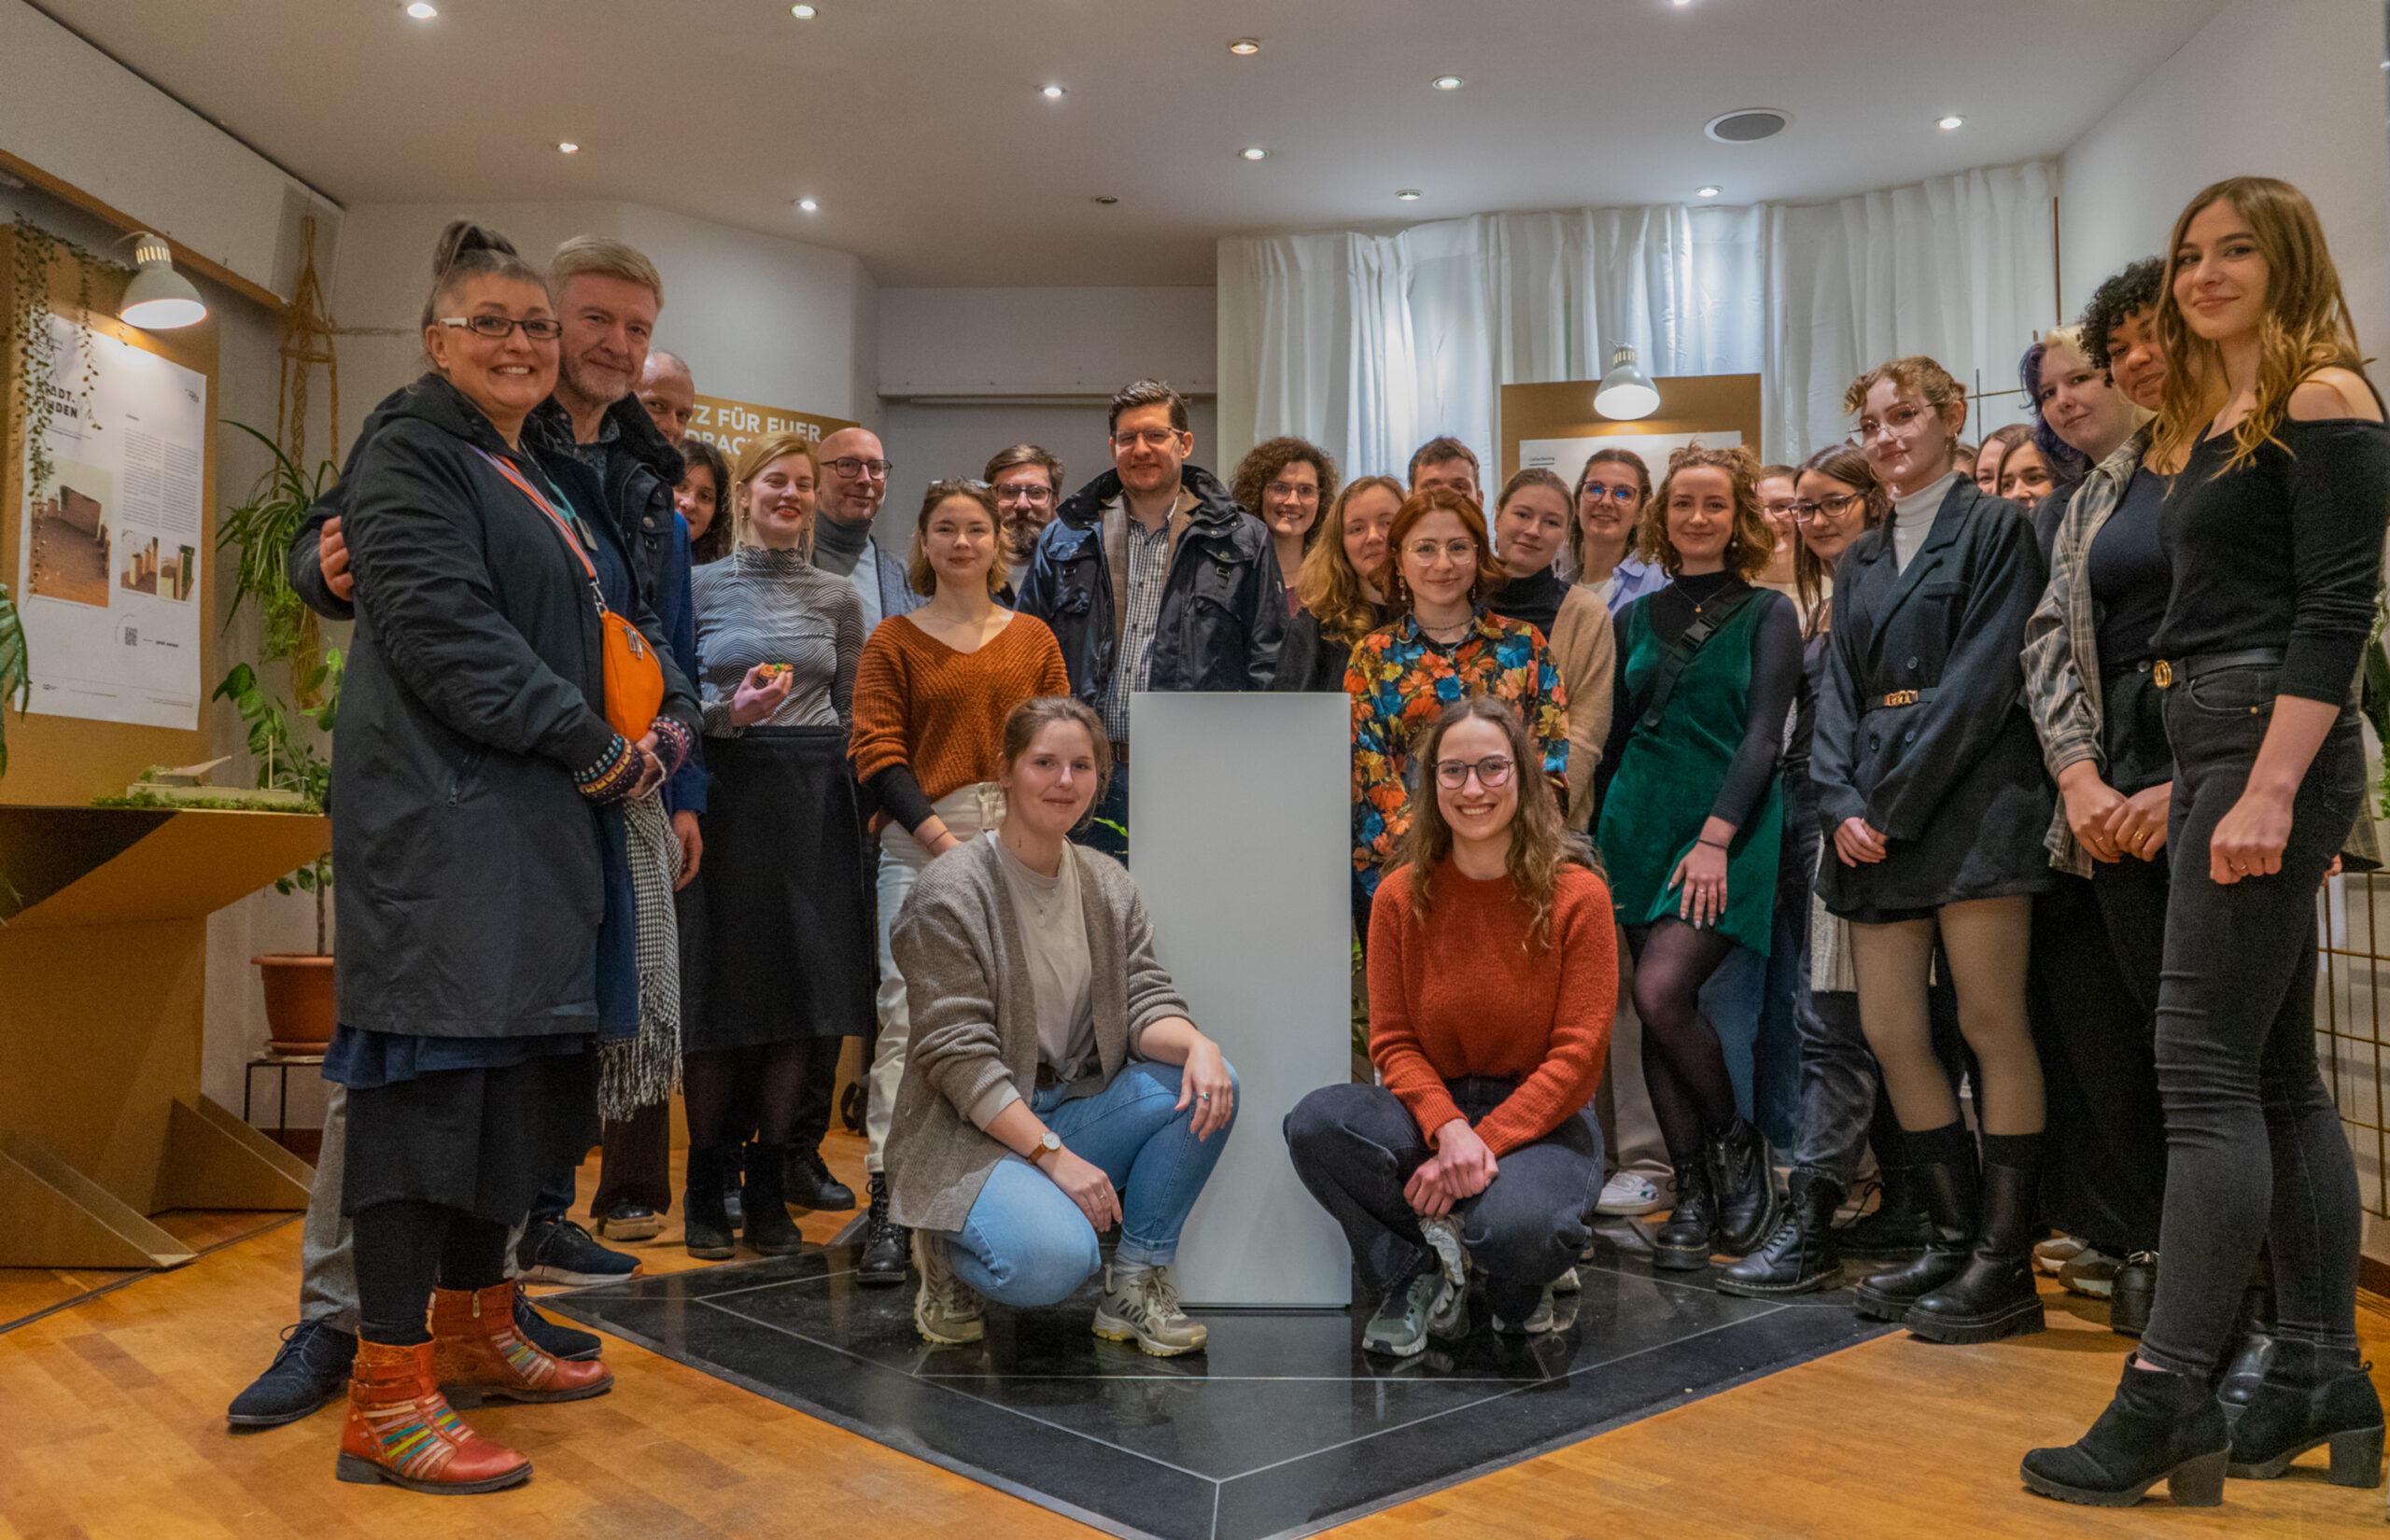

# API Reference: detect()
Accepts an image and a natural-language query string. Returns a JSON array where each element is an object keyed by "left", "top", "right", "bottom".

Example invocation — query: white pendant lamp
[
  {"left": 1593, "top": 344, "right": 1660, "bottom": 420},
  {"left": 120, "top": 233, "right": 207, "bottom": 330}
]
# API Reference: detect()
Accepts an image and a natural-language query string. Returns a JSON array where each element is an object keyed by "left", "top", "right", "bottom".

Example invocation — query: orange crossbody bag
[{"left": 475, "top": 447, "right": 665, "bottom": 741}]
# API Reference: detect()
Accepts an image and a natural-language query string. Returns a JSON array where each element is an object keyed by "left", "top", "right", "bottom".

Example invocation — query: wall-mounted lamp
[
  {"left": 120, "top": 233, "right": 207, "bottom": 330},
  {"left": 1594, "top": 344, "right": 1659, "bottom": 420}
]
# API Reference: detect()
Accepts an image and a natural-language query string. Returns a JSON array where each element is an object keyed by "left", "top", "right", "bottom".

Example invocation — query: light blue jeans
[{"left": 931, "top": 1058, "right": 1238, "bottom": 1308}]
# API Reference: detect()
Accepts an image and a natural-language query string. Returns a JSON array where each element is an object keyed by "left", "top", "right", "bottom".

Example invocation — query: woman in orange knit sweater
[
  {"left": 1286, "top": 696, "right": 1615, "bottom": 1355},
  {"left": 849, "top": 479, "right": 1071, "bottom": 1284}
]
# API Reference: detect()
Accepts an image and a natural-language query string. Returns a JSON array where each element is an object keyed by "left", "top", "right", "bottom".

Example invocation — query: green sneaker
[
  {"left": 1362, "top": 1272, "right": 1442, "bottom": 1358},
  {"left": 1093, "top": 1265, "right": 1207, "bottom": 1356},
  {"left": 911, "top": 1232, "right": 983, "bottom": 1346},
  {"left": 1493, "top": 1282, "right": 1558, "bottom": 1337},
  {"left": 1417, "top": 1214, "right": 1471, "bottom": 1339},
  {"left": 1553, "top": 1265, "right": 1582, "bottom": 1294}
]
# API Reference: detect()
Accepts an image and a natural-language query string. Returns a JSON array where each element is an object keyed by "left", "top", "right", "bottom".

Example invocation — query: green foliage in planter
[
  {"left": 0, "top": 580, "right": 25, "bottom": 777},
  {"left": 218, "top": 422, "right": 339, "bottom": 708},
  {"left": 216, "top": 652, "right": 342, "bottom": 952}
]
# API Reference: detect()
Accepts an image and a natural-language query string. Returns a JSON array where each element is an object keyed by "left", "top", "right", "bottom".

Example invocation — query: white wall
[
  {"left": 331, "top": 201, "right": 879, "bottom": 426},
  {"left": 2060, "top": 0, "right": 2390, "bottom": 371}
]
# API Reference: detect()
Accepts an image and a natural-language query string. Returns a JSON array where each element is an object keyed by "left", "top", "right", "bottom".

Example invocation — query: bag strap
[
  {"left": 1634, "top": 584, "right": 1759, "bottom": 734},
  {"left": 471, "top": 445, "right": 606, "bottom": 611}
]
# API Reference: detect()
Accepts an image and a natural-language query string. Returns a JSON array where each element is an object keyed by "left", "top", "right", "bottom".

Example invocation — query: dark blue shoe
[
  {"left": 513, "top": 1281, "right": 602, "bottom": 1362},
  {"left": 226, "top": 1318, "right": 357, "bottom": 1427},
  {"left": 516, "top": 1218, "right": 639, "bottom": 1286}
]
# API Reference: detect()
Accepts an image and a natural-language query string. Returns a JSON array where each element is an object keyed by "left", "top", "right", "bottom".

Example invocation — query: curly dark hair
[
  {"left": 1230, "top": 436, "right": 1341, "bottom": 546},
  {"left": 2080, "top": 257, "right": 2164, "bottom": 372}
]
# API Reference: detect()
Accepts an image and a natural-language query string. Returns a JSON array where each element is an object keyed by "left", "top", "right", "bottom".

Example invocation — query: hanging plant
[{"left": 3, "top": 219, "right": 112, "bottom": 504}]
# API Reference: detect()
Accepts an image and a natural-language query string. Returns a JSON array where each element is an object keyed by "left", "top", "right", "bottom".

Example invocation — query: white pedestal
[{"left": 1129, "top": 691, "right": 1352, "bottom": 1308}]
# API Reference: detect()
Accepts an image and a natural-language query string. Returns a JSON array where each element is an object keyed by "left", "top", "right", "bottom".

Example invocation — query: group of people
[{"left": 225, "top": 172, "right": 2383, "bottom": 1515}]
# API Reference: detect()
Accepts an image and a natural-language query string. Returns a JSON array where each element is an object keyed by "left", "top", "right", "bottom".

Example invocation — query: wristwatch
[{"left": 1031, "top": 1129, "right": 1062, "bottom": 1167}]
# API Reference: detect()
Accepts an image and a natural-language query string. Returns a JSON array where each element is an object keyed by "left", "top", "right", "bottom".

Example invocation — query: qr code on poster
[{"left": 124, "top": 626, "right": 139, "bottom": 646}]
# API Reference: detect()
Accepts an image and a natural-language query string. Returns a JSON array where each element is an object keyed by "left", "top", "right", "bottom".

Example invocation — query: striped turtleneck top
[{"left": 690, "top": 543, "right": 865, "bottom": 735}]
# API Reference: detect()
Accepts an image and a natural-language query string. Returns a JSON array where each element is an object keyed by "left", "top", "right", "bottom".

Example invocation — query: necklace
[{"left": 1417, "top": 614, "right": 1472, "bottom": 644}]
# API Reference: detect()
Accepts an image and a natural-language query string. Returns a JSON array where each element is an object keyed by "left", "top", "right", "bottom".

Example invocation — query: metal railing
[{"left": 2319, "top": 874, "right": 2390, "bottom": 1218}]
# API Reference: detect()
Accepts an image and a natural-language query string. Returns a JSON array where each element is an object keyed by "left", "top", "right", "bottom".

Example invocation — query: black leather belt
[
  {"left": 1862, "top": 686, "right": 1941, "bottom": 714},
  {"left": 2152, "top": 647, "right": 2285, "bottom": 689}
]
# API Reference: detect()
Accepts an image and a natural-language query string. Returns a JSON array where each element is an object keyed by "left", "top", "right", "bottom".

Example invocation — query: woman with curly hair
[
  {"left": 1231, "top": 436, "right": 1339, "bottom": 615},
  {"left": 1271, "top": 475, "right": 1401, "bottom": 695},
  {"left": 678, "top": 435, "right": 736, "bottom": 566},
  {"left": 1593, "top": 444, "right": 1799, "bottom": 1272}
]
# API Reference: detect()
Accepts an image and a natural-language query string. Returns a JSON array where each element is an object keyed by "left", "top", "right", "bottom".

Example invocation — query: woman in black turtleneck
[{"left": 1488, "top": 469, "right": 1612, "bottom": 833}]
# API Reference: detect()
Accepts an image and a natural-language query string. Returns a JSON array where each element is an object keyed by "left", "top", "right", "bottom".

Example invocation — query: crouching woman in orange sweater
[{"left": 1286, "top": 696, "right": 1615, "bottom": 1355}]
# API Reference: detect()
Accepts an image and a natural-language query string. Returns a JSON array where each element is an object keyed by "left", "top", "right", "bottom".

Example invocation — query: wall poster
[
  {"left": 688, "top": 392, "right": 857, "bottom": 464},
  {"left": 16, "top": 314, "right": 208, "bottom": 730}
]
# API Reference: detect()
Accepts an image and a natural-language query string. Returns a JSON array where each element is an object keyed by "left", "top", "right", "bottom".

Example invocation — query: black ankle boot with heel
[
  {"left": 2021, "top": 1358, "right": 2228, "bottom": 1508},
  {"left": 740, "top": 1141, "right": 805, "bottom": 1256},
  {"left": 2226, "top": 1338, "right": 2385, "bottom": 1486},
  {"left": 1652, "top": 1159, "right": 1720, "bottom": 1271},
  {"left": 1906, "top": 1149, "right": 2046, "bottom": 1345},
  {"left": 1852, "top": 1131, "right": 1975, "bottom": 1324},
  {"left": 1717, "top": 1170, "right": 1841, "bottom": 1297},
  {"left": 682, "top": 1144, "right": 736, "bottom": 1260}
]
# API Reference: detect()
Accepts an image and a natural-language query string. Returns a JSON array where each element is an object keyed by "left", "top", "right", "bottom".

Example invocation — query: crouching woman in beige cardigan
[{"left": 886, "top": 696, "right": 1239, "bottom": 1356}]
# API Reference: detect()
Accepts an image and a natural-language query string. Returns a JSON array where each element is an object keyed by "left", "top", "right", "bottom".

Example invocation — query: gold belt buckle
[
  {"left": 2152, "top": 660, "right": 2173, "bottom": 689},
  {"left": 1883, "top": 689, "right": 1919, "bottom": 707}
]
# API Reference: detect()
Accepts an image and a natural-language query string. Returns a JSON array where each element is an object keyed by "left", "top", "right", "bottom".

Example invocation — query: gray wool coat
[{"left": 885, "top": 833, "right": 1191, "bottom": 1234}]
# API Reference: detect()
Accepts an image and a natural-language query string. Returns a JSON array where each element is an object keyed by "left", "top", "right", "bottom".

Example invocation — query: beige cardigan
[
  {"left": 1551, "top": 584, "right": 1616, "bottom": 830},
  {"left": 885, "top": 834, "right": 1191, "bottom": 1233}
]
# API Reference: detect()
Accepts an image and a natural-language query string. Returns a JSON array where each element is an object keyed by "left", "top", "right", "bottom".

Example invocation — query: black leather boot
[
  {"left": 2219, "top": 1284, "right": 2276, "bottom": 1413},
  {"left": 2110, "top": 1253, "right": 2156, "bottom": 1338},
  {"left": 1852, "top": 1154, "right": 1975, "bottom": 1324},
  {"left": 1708, "top": 1118, "right": 1780, "bottom": 1258},
  {"left": 855, "top": 1172, "right": 910, "bottom": 1287},
  {"left": 682, "top": 1144, "right": 737, "bottom": 1260},
  {"left": 2226, "top": 1337, "right": 2385, "bottom": 1486},
  {"left": 1835, "top": 1162, "right": 1932, "bottom": 1261},
  {"left": 1652, "top": 1159, "right": 1719, "bottom": 1271},
  {"left": 784, "top": 1143, "right": 855, "bottom": 1211},
  {"left": 1717, "top": 1170, "right": 1841, "bottom": 1298},
  {"left": 740, "top": 1142, "right": 806, "bottom": 1256},
  {"left": 1906, "top": 1157, "right": 2046, "bottom": 1344},
  {"left": 2020, "top": 1358, "right": 2228, "bottom": 1507}
]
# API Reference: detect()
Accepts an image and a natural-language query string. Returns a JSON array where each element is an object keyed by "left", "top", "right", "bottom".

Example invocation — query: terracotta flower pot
[{"left": 254, "top": 953, "right": 337, "bottom": 1055}]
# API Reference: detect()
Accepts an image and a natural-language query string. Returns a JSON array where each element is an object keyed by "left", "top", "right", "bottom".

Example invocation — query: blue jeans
[{"left": 933, "top": 1058, "right": 1238, "bottom": 1308}]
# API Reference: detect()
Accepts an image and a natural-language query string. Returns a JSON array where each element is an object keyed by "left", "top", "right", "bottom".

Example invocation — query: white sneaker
[
  {"left": 911, "top": 1232, "right": 983, "bottom": 1346},
  {"left": 1415, "top": 1214, "right": 1471, "bottom": 1339},
  {"left": 2033, "top": 1233, "right": 2089, "bottom": 1277},
  {"left": 1552, "top": 1266, "right": 1582, "bottom": 1294},
  {"left": 1093, "top": 1265, "right": 1207, "bottom": 1356},
  {"left": 1596, "top": 1171, "right": 1666, "bottom": 1216}
]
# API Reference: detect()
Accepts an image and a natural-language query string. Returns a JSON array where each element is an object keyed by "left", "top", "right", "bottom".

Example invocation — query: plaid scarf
[{"left": 601, "top": 791, "right": 682, "bottom": 1120}]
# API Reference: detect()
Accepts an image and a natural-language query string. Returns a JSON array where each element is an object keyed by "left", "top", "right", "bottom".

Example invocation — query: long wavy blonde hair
[
  {"left": 1297, "top": 474, "right": 1405, "bottom": 646},
  {"left": 1400, "top": 697, "right": 1589, "bottom": 952},
  {"left": 2152, "top": 176, "right": 2370, "bottom": 476}
]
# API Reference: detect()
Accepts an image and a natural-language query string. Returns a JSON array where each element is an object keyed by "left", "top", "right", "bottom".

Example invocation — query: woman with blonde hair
[
  {"left": 2024, "top": 176, "right": 2388, "bottom": 1510},
  {"left": 1272, "top": 475, "right": 1402, "bottom": 694},
  {"left": 1593, "top": 444, "right": 1799, "bottom": 1270},
  {"left": 1487, "top": 468, "right": 1614, "bottom": 833},
  {"left": 682, "top": 431, "right": 871, "bottom": 1259}
]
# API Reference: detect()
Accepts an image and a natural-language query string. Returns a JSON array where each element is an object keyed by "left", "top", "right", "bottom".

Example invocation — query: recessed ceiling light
[
  {"left": 1239, "top": 147, "right": 1267, "bottom": 161},
  {"left": 791, "top": 3, "right": 816, "bottom": 15},
  {"left": 404, "top": 2, "right": 437, "bottom": 18},
  {"left": 1938, "top": 114, "right": 1964, "bottom": 130},
  {"left": 1672, "top": 0, "right": 1694, "bottom": 7},
  {"left": 555, "top": 140, "right": 579, "bottom": 154},
  {"left": 1696, "top": 185, "right": 1722, "bottom": 199},
  {"left": 1040, "top": 83, "right": 1065, "bottom": 100},
  {"left": 1397, "top": 189, "right": 1423, "bottom": 201},
  {"left": 796, "top": 197, "right": 819, "bottom": 212},
  {"left": 1431, "top": 75, "right": 1464, "bottom": 91},
  {"left": 1228, "top": 37, "right": 1260, "bottom": 55}
]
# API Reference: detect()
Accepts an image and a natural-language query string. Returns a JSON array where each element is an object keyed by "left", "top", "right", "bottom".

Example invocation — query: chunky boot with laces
[
  {"left": 740, "top": 1142, "right": 805, "bottom": 1257},
  {"left": 1853, "top": 1155, "right": 1975, "bottom": 1324},
  {"left": 1094, "top": 1265, "right": 1208, "bottom": 1356},
  {"left": 1708, "top": 1118, "right": 1781, "bottom": 1257},
  {"left": 1717, "top": 1170, "right": 1841, "bottom": 1298},
  {"left": 910, "top": 1231, "right": 984, "bottom": 1346},
  {"left": 784, "top": 1143, "right": 854, "bottom": 1211},
  {"left": 2020, "top": 1358, "right": 2228, "bottom": 1508},
  {"left": 430, "top": 1282, "right": 613, "bottom": 1407},
  {"left": 856, "top": 1172, "right": 909, "bottom": 1287},
  {"left": 2226, "top": 1338, "right": 2385, "bottom": 1486},
  {"left": 1905, "top": 1159, "right": 2046, "bottom": 1344},
  {"left": 336, "top": 1339, "right": 530, "bottom": 1494},
  {"left": 682, "top": 1144, "right": 736, "bottom": 1260},
  {"left": 1835, "top": 1163, "right": 1932, "bottom": 1261},
  {"left": 1652, "top": 1159, "right": 1720, "bottom": 1271}
]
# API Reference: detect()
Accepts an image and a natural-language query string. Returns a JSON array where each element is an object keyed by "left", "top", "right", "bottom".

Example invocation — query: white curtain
[{"left": 1217, "top": 161, "right": 2058, "bottom": 478}]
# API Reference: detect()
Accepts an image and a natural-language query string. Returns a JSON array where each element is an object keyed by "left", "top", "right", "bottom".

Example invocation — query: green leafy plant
[
  {"left": 0, "top": 579, "right": 26, "bottom": 778},
  {"left": 218, "top": 421, "right": 339, "bottom": 708},
  {"left": 5, "top": 219, "right": 109, "bottom": 506},
  {"left": 214, "top": 651, "right": 341, "bottom": 952}
]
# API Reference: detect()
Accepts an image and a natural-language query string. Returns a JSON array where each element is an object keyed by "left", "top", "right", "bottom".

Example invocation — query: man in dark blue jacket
[{"left": 1017, "top": 379, "right": 1285, "bottom": 861}]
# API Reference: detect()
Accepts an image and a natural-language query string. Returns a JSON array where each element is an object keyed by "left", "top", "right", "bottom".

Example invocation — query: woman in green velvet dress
[{"left": 1595, "top": 444, "right": 1801, "bottom": 1271}]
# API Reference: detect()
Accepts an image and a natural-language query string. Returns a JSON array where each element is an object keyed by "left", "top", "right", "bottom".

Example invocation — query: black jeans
[
  {"left": 1285, "top": 1078, "right": 1601, "bottom": 1320},
  {"left": 2139, "top": 669, "right": 2365, "bottom": 1377}
]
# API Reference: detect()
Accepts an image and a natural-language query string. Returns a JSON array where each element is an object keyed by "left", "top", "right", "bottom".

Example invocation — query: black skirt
[
  {"left": 342, "top": 1049, "right": 600, "bottom": 1224},
  {"left": 694, "top": 725, "right": 876, "bottom": 1050}
]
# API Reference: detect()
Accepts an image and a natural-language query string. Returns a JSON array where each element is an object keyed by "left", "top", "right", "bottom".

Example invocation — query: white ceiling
[{"left": 39, "top": 0, "right": 2232, "bottom": 287}]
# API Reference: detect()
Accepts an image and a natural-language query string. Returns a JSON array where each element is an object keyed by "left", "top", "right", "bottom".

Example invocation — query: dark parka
[
  {"left": 295, "top": 373, "right": 699, "bottom": 1038},
  {"left": 1811, "top": 477, "right": 2054, "bottom": 917},
  {"left": 1017, "top": 463, "right": 1286, "bottom": 704}
]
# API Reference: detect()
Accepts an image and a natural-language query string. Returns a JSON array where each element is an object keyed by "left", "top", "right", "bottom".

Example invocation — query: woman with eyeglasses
[
  {"left": 1488, "top": 469, "right": 1614, "bottom": 833},
  {"left": 1288, "top": 696, "right": 1613, "bottom": 1352},
  {"left": 1568, "top": 448, "right": 1668, "bottom": 613},
  {"left": 1232, "top": 437, "right": 1339, "bottom": 617},
  {"left": 322, "top": 223, "right": 699, "bottom": 1493},
  {"left": 1272, "top": 476, "right": 1402, "bottom": 695},
  {"left": 1811, "top": 357, "right": 2054, "bottom": 1346},
  {"left": 1592, "top": 445, "right": 1797, "bottom": 1270},
  {"left": 2025, "top": 177, "right": 2389, "bottom": 1512},
  {"left": 1348, "top": 488, "right": 1569, "bottom": 940},
  {"left": 849, "top": 478, "right": 1069, "bottom": 1285},
  {"left": 682, "top": 431, "right": 873, "bottom": 1261}
]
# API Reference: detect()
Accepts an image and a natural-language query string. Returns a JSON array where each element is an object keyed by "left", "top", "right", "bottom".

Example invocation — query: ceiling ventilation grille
[{"left": 1705, "top": 109, "right": 1791, "bottom": 144}]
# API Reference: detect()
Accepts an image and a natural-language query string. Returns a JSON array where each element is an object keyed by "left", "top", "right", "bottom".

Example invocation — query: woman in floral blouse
[{"left": 1348, "top": 486, "right": 1568, "bottom": 939}]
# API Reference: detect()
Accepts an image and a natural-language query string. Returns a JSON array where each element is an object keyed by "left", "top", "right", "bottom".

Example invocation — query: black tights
[
  {"left": 353, "top": 1201, "right": 510, "bottom": 1346},
  {"left": 684, "top": 1041, "right": 817, "bottom": 1151},
  {"left": 1625, "top": 920, "right": 1742, "bottom": 1167}
]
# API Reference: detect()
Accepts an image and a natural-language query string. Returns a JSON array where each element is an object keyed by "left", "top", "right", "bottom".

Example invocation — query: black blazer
[{"left": 1811, "top": 477, "right": 2054, "bottom": 917}]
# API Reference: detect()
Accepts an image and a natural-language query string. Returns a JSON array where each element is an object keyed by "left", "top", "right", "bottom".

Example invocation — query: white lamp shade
[
  {"left": 1594, "top": 345, "right": 1660, "bottom": 420},
  {"left": 120, "top": 234, "right": 206, "bottom": 329}
]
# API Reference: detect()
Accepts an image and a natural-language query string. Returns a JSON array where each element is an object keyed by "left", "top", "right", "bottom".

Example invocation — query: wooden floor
[{"left": 5, "top": 1129, "right": 2385, "bottom": 1539}]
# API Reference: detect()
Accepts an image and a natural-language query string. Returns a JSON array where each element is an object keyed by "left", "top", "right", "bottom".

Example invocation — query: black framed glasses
[
  {"left": 436, "top": 314, "right": 563, "bottom": 341},
  {"left": 1434, "top": 755, "right": 1515, "bottom": 790},
  {"left": 1792, "top": 492, "right": 1864, "bottom": 522},
  {"left": 993, "top": 483, "right": 1054, "bottom": 505},
  {"left": 824, "top": 456, "right": 893, "bottom": 480}
]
